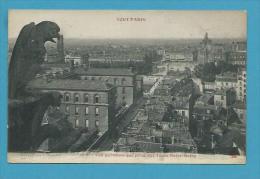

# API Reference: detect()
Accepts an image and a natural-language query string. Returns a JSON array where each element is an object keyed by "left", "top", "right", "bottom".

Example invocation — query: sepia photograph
[{"left": 8, "top": 10, "right": 246, "bottom": 163}]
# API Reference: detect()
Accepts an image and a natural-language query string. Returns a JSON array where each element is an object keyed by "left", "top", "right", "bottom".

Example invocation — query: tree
[
  {"left": 194, "top": 62, "right": 216, "bottom": 82},
  {"left": 141, "top": 53, "right": 153, "bottom": 74},
  {"left": 194, "top": 61, "right": 238, "bottom": 82}
]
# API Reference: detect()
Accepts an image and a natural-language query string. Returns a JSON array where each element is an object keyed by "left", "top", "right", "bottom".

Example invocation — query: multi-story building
[
  {"left": 74, "top": 68, "right": 137, "bottom": 109},
  {"left": 236, "top": 68, "right": 246, "bottom": 102},
  {"left": 202, "top": 81, "right": 216, "bottom": 92},
  {"left": 215, "top": 72, "right": 237, "bottom": 90},
  {"left": 162, "top": 51, "right": 194, "bottom": 62},
  {"left": 231, "top": 41, "right": 247, "bottom": 52},
  {"left": 27, "top": 79, "right": 117, "bottom": 135},
  {"left": 192, "top": 104, "right": 220, "bottom": 138},
  {"left": 65, "top": 55, "right": 84, "bottom": 67},
  {"left": 214, "top": 88, "right": 236, "bottom": 108},
  {"left": 197, "top": 33, "right": 227, "bottom": 64},
  {"left": 211, "top": 44, "right": 225, "bottom": 62},
  {"left": 171, "top": 97, "right": 190, "bottom": 125},
  {"left": 226, "top": 51, "right": 246, "bottom": 66}
]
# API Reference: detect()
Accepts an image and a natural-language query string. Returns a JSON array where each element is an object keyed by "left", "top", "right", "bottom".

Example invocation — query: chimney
[{"left": 57, "top": 34, "right": 64, "bottom": 62}]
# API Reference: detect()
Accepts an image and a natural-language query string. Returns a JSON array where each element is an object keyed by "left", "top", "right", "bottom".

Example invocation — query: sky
[{"left": 8, "top": 10, "right": 247, "bottom": 39}]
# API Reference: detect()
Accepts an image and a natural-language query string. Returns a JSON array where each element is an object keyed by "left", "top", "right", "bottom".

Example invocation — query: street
[{"left": 91, "top": 96, "right": 147, "bottom": 151}]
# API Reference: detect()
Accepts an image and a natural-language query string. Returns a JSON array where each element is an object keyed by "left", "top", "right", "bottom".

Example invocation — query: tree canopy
[{"left": 194, "top": 61, "right": 238, "bottom": 82}]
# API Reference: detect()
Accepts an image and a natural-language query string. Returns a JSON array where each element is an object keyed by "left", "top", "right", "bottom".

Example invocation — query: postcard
[{"left": 8, "top": 10, "right": 246, "bottom": 164}]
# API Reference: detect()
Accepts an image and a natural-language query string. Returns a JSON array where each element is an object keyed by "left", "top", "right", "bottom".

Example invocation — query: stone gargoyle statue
[
  {"left": 8, "top": 21, "right": 62, "bottom": 151},
  {"left": 9, "top": 21, "right": 61, "bottom": 99}
]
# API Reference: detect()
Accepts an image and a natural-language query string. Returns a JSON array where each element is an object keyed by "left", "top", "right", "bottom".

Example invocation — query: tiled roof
[
  {"left": 74, "top": 67, "right": 135, "bottom": 76},
  {"left": 27, "top": 78, "right": 114, "bottom": 91}
]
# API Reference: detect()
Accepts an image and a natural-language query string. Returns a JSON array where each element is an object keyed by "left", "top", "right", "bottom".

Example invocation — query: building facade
[
  {"left": 74, "top": 68, "right": 137, "bottom": 109},
  {"left": 226, "top": 51, "right": 246, "bottom": 66},
  {"left": 27, "top": 79, "right": 116, "bottom": 135},
  {"left": 236, "top": 68, "right": 246, "bottom": 102},
  {"left": 65, "top": 55, "right": 83, "bottom": 67},
  {"left": 214, "top": 89, "right": 236, "bottom": 108},
  {"left": 215, "top": 72, "right": 237, "bottom": 90}
]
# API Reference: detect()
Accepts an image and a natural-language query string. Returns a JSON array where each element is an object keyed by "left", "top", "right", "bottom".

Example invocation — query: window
[
  {"left": 99, "top": 77, "right": 102, "bottom": 80},
  {"left": 91, "top": 76, "right": 95, "bottom": 80},
  {"left": 75, "top": 106, "right": 79, "bottom": 115},
  {"left": 84, "top": 94, "right": 89, "bottom": 103},
  {"left": 75, "top": 118, "right": 79, "bottom": 128},
  {"left": 226, "top": 82, "right": 228, "bottom": 86},
  {"left": 114, "top": 78, "right": 118, "bottom": 85},
  {"left": 95, "top": 95, "right": 99, "bottom": 103},
  {"left": 85, "top": 119, "right": 89, "bottom": 128},
  {"left": 74, "top": 93, "right": 80, "bottom": 102},
  {"left": 182, "top": 111, "right": 185, "bottom": 116},
  {"left": 122, "top": 87, "right": 126, "bottom": 94},
  {"left": 95, "top": 107, "right": 99, "bottom": 116},
  {"left": 95, "top": 120, "right": 99, "bottom": 127},
  {"left": 121, "top": 78, "right": 126, "bottom": 85},
  {"left": 85, "top": 106, "right": 89, "bottom": 115},
  {"left": 65, "top": 105, "right": 70, "bottom": 113},
  {"left": 221, "top": 95, "right": 224, "bottom": 100},
  {"left": 65, "top": 93, "right": 70, "bottom": 102}
]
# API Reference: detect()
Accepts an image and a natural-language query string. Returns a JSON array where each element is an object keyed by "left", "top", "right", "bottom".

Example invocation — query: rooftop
[
  {"left": 216, "top": 72, "right": 237, "bottom": 82},
  {"left": 196, "top": 94, "right": 214, "bottom": 105},
  {"left": 27, "top": 78, "right": 114, "bottom": 91},
  {"left": 41, "top": 63, "right": 71, "bottom": 69},
  {"left": 74, "top": 67, "right": 135, "bottom": 76}
]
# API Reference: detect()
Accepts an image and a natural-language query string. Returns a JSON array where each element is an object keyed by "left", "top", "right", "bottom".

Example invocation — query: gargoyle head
[{"left": 36, "top": 21, "right": 60, "bottom": 43}]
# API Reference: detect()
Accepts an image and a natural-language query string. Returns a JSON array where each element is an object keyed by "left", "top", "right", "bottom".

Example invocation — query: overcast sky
[{"left": 8, "top": 10, "right": 246, "bottom": 39}]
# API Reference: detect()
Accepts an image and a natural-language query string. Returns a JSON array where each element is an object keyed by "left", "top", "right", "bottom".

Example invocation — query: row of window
[
  {"left": 63, "top": 88, "right": 126, "bottom": 103},
  {"left": 65, "top": 105, "right": 100, "bottom": 116},
  {"left": 75, "top": 118, "right": 99, "bottom": 128},
  {"left": 82, "top": 76, "right": 127, "bottom": 85},
  {"left": 64, "top": 93, "right": 100, "bottom": 103}
]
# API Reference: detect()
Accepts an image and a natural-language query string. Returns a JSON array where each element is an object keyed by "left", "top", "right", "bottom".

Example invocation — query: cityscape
[{"left": 8, "top": 11, "right": 246, "bottom": 159}]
